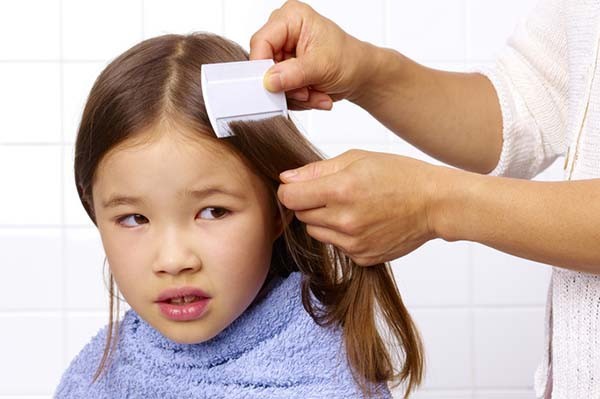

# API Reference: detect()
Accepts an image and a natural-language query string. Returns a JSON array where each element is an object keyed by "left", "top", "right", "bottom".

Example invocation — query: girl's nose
[{"left": 152, "top": 226, "right": 202, "bottom": 276}]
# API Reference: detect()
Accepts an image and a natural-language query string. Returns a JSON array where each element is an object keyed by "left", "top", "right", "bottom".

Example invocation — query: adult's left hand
[{"left": 277, "top": 149, "right": 452, "bottom": 265}]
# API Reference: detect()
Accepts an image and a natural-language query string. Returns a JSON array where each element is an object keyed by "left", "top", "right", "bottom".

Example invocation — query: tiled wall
[{"left": 0, "top": 0, "right": 560, "bottom": 398}]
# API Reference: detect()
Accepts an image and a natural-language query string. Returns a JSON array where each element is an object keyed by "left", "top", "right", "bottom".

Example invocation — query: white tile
[
  {"left": 392, "top": 240, "right": 470, "bottom": 307},
  {"left": 471, "top": 243, "right": 551, "bottom": 306},
  {"left": 305, "top": 0, "right": 385, "bottom": 45},
  {"left": 0, "top": 146, "right": 61, "bottom": 225},
  {"left": 0, "top": 396, "right": 51, "bottom": 399},
  {"left": 143, "top": 0, "right": 223, "bottom": 39},
  {"left": 0, "top": 315, "right": 62, "bottom": 395},
  {"left": 409, "top": 309, "right": 471, "bottom": 389},
  {"left": 315, "top": 142, "right": 390, "bottom": 160},
  {"left": 422, "top": 61, "right": 468, "bottom": 73},
  {"left": 466, "top": 0, "right": 538, "bottom": 62},
  {"left": 225, "top": 0, "right": 385, "bottom": 57},
  {"left": 0, "top": 229, "right": 62, "bottom": 310},
  {"left": 64, "top": 145, "right": 96, "bottom": 227},
  {"left": 389, "top": 0, "right": 466, "bottom": 63},
  {"left": 465, "top": 60, "right": 494, "bottom": 71},
  {"left": 0, "top": 63, "right": 61, "bottom": 143},
  {"left": 473, "top": 308, "right": 545, "bottom": 388},
  {"left": 224, "top": 0, "right": 282, "bottom": 52},
  {"left": 395, "top": 391, "right": 471, "bottom": 399},
  {"left": 64, "top": 313, "right": 108, "bottom": 367},
  {"left": 473, "top": 391, "right": 534, "bottom": 399},
  {"left": 62, "top": 0, "right": 143, "bottom": 61},
  {"left": 62, "top": 62, "right": 108, "bottom": 144},
  {"left": 65, "top": 228, "right": 108, "bottom": 310},
  {"left": 310, "top": 101, "right": 393, "bottom": 146},
  {"left": 0, "top": 0, "right": 59, "bottom": 60},
  {"left": 388, "top": 140, "right": 448, "bottom": 167}
]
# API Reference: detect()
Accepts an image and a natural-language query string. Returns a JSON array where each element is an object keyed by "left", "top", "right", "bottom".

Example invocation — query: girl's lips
[
  {"left": 156, "top": 286, "right": 212, "bottom": 322},
  {"left": 156, "top": 286, "right": 210, "bottom": 303},
  {"left": 157, "top": 298, "right": 210, "bottom": 321}
]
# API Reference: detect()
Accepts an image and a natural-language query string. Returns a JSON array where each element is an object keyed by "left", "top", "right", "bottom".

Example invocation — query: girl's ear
[{"left": 272, "top": 207, "right": 294, "bottom": 242}]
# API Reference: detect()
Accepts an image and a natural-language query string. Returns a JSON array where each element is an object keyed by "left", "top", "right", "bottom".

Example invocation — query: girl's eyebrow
[{"left": 102, "top": 186, "right": 246, "bottom": 209}]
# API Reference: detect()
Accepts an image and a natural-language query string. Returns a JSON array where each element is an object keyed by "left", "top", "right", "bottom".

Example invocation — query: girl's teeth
[
  {"left": 168, "top": 295, "right": 199, "bottom": 305},
  {"left": 183, "top": 295, "right": 197, "bottom": 303}
]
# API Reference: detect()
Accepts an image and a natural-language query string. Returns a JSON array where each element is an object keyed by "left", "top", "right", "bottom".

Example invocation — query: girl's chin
[{"left": 157, "top": 322, "right": 223, "bottom": 345}]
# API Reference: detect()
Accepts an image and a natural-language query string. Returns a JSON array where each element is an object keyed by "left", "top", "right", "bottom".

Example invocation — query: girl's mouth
[
  {"left": 156, "top": 287, "right": 211, "bottom": 321},
  {"left": 157, "top": 297, "right": 210, "bottom": 321},
  {"left": 166, "top": 295, "right": 202, "bottom": 305}
]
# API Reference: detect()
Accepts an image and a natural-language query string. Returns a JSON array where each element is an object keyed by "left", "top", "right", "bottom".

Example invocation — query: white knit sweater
[{"left": 478, "top": 0, "right": 600, "bottom": 397}]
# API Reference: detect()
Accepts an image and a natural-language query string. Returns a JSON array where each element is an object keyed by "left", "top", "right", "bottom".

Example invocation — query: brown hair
[{"left": 74, "top": 32, "right": 424, "bottom": 397}]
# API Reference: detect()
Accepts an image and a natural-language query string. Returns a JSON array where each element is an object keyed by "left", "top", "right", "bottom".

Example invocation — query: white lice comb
[{"left": 201, "top": 59, "right": 289, "bottom": 138}]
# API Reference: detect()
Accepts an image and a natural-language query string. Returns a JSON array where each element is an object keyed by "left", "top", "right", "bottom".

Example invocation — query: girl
[{"left": 54, "top": 32, "right": 424, "bottom": 399}]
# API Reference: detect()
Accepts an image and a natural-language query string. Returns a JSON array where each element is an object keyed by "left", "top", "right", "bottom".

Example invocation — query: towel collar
[{"left": 118, "top": 272, "right": 302, "bottom": 369}]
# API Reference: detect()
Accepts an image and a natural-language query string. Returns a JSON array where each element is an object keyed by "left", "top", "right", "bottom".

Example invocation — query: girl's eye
[
  {"left": 117, "top": 214, "right": 148, "bottom": 227},
  {"left": 198, "top": 207, "right": 229, "bottom": 220},
  {"left": 115, "top": 208, "right": 228, "bottom": 227}
]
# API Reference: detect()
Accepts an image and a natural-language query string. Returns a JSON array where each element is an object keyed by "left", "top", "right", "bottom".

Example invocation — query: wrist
[
  {"left": 349, "top": 44, "right": 413, "bottom": 109},
  {"left": 428, "top": 167, "right": 480, "bottom": 242}
]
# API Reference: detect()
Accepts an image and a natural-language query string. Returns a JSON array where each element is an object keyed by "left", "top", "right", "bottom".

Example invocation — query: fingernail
[
  {"left": 289, "top": 89, "right": 309, "bottom": 101},
  {"left": 317, "top": 100, "right": 332, "bottom": 110},
  {"left": 264, "top": 72, "right": 283, "bottom": 92},
  {"left": 280, "top": 169, "right": 298, "bottom": 181}
]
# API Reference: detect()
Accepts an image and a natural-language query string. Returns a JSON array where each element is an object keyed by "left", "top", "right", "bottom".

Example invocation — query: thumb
[
  {"left": 264, "top": 57, "right": 317, "bottom": 93},
  {"left": 280, "top": 150, "right": 369, "bottom": 183},
  {"left": 280, "top": 158, "right": 342, "bottom": 183}
]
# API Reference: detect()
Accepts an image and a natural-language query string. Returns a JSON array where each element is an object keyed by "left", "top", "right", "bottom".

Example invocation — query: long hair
[{"left": 74, "top": 32, "right": 424, "bottom": 398}]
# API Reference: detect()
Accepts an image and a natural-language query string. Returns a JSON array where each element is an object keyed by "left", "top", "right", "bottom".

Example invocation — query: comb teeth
[{"left": 201, "top": 59, "right": 288, "bottom": 138}]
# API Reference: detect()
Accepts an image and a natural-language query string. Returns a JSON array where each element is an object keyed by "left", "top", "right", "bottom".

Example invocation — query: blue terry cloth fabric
[{"left": 54, "top": 272, "right": 392, "bottom": 398}]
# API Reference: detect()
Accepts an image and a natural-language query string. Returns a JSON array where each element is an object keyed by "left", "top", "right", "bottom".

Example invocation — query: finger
[
  {"left": 305, "top": 224, "right": 353, "bottom": 248},
  {"left": 277, "top": 173, "right": 339, "bottom": 210},
  {"left": 288, "top": 90, "right": 333, "bottom": 110},
  {"left": 287, "top": 87, "right": 310, "bottom": 102},
  {"left": 295, "top": 207, "right": 336, "bottom": 229},
  {"left": 264, "top": 56, "right": 320, "bottom": 93},
  {"left": 249, "top": 18, "right": 290, "bottom": 60},
  {"left": 279, "top": 155, "right": 352, "bottom": 183},
  {"left": 249, "top": 5, "right": 304, "bottom": 61},
  {"left": 287, "top": 100, "right": 315, "bottom": 111}
]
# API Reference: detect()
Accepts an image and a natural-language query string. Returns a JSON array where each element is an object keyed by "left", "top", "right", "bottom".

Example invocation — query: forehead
[{"left": 92, "top": 125, "right": 256, "bottom": 196}]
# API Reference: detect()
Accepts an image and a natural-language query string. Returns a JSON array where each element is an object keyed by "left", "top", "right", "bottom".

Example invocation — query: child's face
[{"left": 91, "top": 123, "right": 282, "bottom": 344}]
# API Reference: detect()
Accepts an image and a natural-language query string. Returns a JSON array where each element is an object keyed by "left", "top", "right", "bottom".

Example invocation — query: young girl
[{"left": 54, "top": 32, "right": 424, "bottom": 399}]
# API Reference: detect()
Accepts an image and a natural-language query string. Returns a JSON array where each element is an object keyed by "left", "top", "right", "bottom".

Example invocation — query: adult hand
[
  {"left": 277, "top": 149, "right": 452, "bottom": 265},
  {"left": 249, "top": 0, "right": 379, "bottom": 111}
]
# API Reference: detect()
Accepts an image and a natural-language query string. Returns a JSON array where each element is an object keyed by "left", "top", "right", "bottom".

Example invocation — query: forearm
[
  {"left": 351, "top": 44, "right": 503, "bottom": 174},
  {"left": 434, "top": 169, "right": 600, "bottom": 274}
]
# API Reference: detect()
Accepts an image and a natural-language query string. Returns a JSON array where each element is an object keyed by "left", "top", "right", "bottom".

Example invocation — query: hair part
[{"left": 75, "top": 32, "right": 424, "bottom": 397}]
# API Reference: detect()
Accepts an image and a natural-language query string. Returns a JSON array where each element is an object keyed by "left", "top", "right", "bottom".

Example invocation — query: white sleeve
[{"left": 476, "top": 0, "right": 568, "bottom": 178}]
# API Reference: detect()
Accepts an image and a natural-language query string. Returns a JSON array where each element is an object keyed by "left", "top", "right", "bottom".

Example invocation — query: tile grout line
[
  {"left": 0, "top": 58, "right": 495, "bottom": 64},
  {"left": 464, "top": 2, "right": 476, "bottom": 396},
  {"left": 383, "top": 0, "right": 392, "bottom": 153},
  {"left": 59, "top": 0, "right": 68, "bottom": 374},
  {"left": 0, "top": 142, "right": 67, "bottom": 146},
  {"left": 141, "top": 0, "right": 145, "bottom": 39},
  {"left": 0, "top": 304, "right": 547, "bottom": 311},
  {"left": 221, "top": 0, "right": 226, "bottom": 36},
  {"left": 468, "top": 243, "right": 476, "bottom": 397},
  {"left": 464, "top": 0, "right": 472, "bottom": 66},
  {"left": 0, "top": 224, "right": 92, "bottom": 229},
  {"left": 0, "top": 59, "right": 106, "bottom": 63},
  {"left": 383, "top": 0, "right": 390, "bottom": 48}
]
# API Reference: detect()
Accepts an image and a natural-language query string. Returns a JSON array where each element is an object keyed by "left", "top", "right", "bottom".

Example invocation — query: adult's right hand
[{"left": 249, "top": 0, "right": 379, "bottom": 110}]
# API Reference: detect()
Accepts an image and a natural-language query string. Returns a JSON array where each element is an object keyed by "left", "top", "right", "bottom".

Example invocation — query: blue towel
[{"left": 54, "top": 272, "right": 391, "bottom": 398}]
